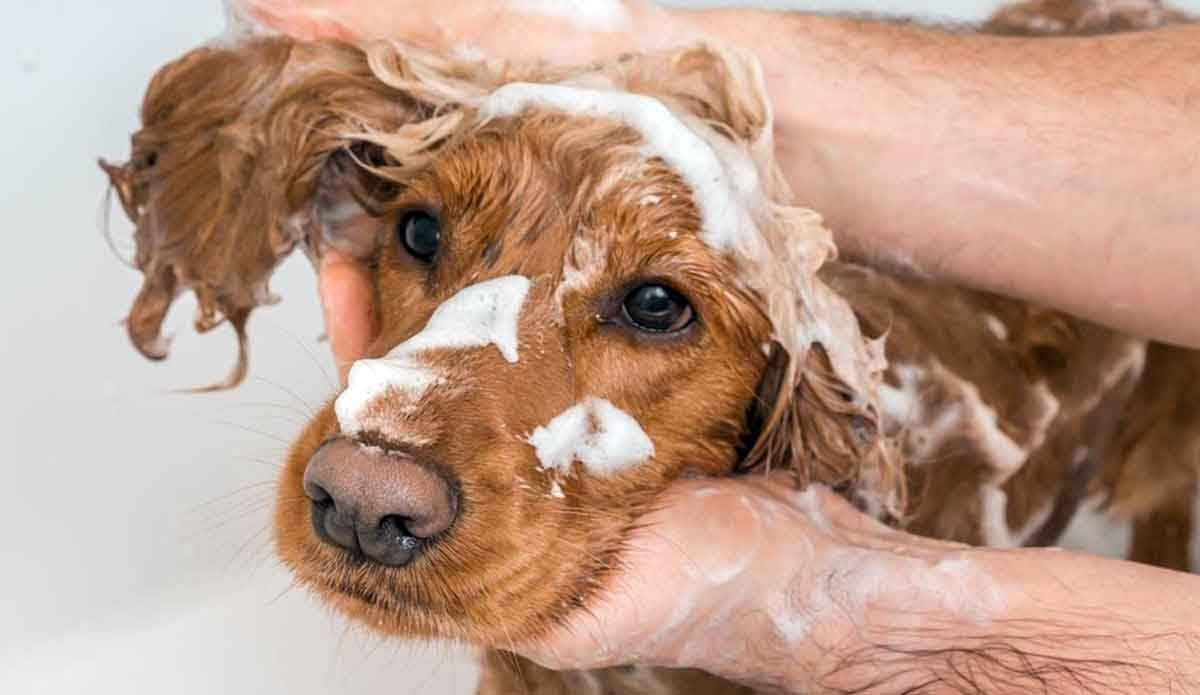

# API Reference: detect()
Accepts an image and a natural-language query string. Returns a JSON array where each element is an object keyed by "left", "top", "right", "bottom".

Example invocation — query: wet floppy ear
[
  {"left": 740, "top": 342, "right": 892, "bottom": 501},
  {"left": 96, "top": 39, "right": 302, "bottom": 388},
  {"left": 99, "top": 158, "right": 139, "bottom": 225},
  {"left": 739, "top": 341, "right": 790, "bottom": 465},
  {"left": 309, "top": 142, "right": 399, "bottom": 261},
  {"left": 101, "top": 36, "right": 462, "bottom": 389}
]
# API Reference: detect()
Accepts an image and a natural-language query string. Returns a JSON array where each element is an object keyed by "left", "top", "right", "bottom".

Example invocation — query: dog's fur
[{"left": 102, "top": 1, "right": 1199, "bottom": 693}]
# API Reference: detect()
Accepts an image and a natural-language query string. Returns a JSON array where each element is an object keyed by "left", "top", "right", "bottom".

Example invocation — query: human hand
[
  {"left": 509, "top": 475, "right": 987, "bottom": 691},
  {"left": 239, "top": 0, "right": 694, "bottom": 65},
  {"left": 317, "top": 249, "right": 377, "bottom": 383}
]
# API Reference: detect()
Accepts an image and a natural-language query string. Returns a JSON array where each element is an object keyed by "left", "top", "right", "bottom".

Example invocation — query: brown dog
[{"left": 101, "top": 2, "right": 1198, "bottom": 693}]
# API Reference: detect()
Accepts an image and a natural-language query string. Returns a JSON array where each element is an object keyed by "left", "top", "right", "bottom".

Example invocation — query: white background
[{"left": 2, "top": 1, "right": 1196, "bottom": 694}]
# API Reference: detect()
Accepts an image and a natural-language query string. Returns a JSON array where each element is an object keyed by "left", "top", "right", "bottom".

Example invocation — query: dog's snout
[{"left": 302, "top": 438, "right": 456, "bottom": 566}]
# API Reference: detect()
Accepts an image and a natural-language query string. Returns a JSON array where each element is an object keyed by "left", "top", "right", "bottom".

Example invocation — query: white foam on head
[
  {"left": 399, "top": 275, "right": 530, "bottom": 363},
  {"left": 553, "top": 233, "right": 607, "bottom": 320},
  {"left": 334, "top": 275, "right": 530, "bottom": 435},
  {"left": 478, "top": 83, "right": 756, "bottom": 252},
  {"left": 526, "top": 397, "right": 655, "bottom": 476},
  {"left": 335, "top": 358, "right": 441, "bottom": 436},
  {"left": 507, "top": 0, "right": 631, "bottom": 31}
]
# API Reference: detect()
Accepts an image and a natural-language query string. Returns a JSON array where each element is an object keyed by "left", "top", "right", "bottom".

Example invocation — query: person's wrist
[
  {"left": 654, "top": 483, "right": 861, "bottom": 691},
  {"left": 667, "top": 495, "right": 997, "bottom": 693}
]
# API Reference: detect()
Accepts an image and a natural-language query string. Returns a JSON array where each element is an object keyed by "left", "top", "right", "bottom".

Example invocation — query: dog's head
[{"left": 104, "top": 37, "right": 898, "bottom": 646}]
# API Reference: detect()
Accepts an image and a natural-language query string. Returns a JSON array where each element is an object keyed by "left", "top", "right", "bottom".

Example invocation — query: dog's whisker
[
  {"left": 223, "top": 399, "right": 312, "bottom": 416},
  {"left": 257, "top": 318, "right": 338, "bottom": 394},
  {"left": 185, "top": 480, "right": 276, "bottom": 514},
  {"left": 248, "top": 375, "right": 319, "bottom": 418},
  {"left": 209, "top": 419, "right": 295, "bottom": 446},
  {"left": 230, "top": 454, "right": 286, "bottom": 470},
  {"left": 230, "top": 525, "right": 278, "bottom": 576},
  {"left": 185, "top": 500, "right": 275, "bottom": 539},
  {"left": 266, "top": 577, "right": 302, "bottom": 606},
  {"left": 186, "top": 498, "right": 275, "bottom": 533}
]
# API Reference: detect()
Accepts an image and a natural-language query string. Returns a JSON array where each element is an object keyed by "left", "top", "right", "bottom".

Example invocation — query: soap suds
[
  {"left": 335, "top": 275, "right": 530, "bottom": 435},
  {"left": 982, "top": 313, "right": 1008, "bottom": 341},
  {"left": 790, "top": 486, "right": 830, "bottom": 533},
  {"left": 1024, "top": 381, "right": 1061, "bottom": 452},
  {"left": 479, "top": 83, "right": 756, "bottom": 251},
  {"left": 396, "top": 275, "right": 530, "bottom": 363},
  {"left": 526, "top": 397, "right": 655, "bottom": 476},
  {"left": 554, "top": 234, "right": 607, "bottom": 319},
  {"left": 450, "top": 43, "right": 485, "bottom": 62},
  {"left": 771, "top": 548, "right": 1005, "bottom": 645},
  {"left": 335, "top": 358, "right": 441, "bottom": 436},
  {"left": 876, "top": 364, "right": 926, "bottom": 426},
  {"left": 956, "top": 380, "right": 1026, "bottom": 479},
  {"left": 978, "top": 486, "right": 1019, "bottom": 547}
]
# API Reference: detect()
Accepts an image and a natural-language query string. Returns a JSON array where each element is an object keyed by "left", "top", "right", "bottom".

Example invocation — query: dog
[{"left": 101, "top": 2, "right": 1199, "bottom": 693}]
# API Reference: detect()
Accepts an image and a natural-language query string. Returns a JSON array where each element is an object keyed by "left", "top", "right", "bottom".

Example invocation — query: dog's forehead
[
  {"left": 475, "top": 82, "right": 761, "bottom": 252},
  {"left": 413, "top": 82, "right": 771, "bottom": 302}
]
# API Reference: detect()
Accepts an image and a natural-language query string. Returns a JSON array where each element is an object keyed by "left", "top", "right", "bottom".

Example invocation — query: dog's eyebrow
[
  {"left": 335, "top": 275, "right": 531, "bottom": 435},
  {"left": 478, "top": 83, "right": 758, "bottom": 251}
]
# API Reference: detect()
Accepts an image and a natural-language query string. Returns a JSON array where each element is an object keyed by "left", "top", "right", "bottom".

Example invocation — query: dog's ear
[
  {"left": 100, "top": 37, "right": 437, "bottom": 388},
  {"left": 740, "top": 338, "right": 902, "bottom": 515}
]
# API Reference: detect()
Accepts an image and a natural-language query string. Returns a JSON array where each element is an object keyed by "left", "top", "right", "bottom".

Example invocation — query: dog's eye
[
  {"left": 622, "top": 284, "right": 694, "bottom": 333},
  {"left": 397, "top": 210, "right": 440, "bottom": 262}
]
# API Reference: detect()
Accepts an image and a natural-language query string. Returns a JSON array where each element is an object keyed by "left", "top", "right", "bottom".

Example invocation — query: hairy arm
[
  {"left": 814, "top": 547, "right": 1200, "bottom": 693},
  {"left": 659, "top": 485, "right": 1200, "bottom": 695},
  {"left": 695, "top": 11, "right": 1200, "bottom": 348},
  {"left": 501, "top": 479, "right": 1200, "bottom": 694}
]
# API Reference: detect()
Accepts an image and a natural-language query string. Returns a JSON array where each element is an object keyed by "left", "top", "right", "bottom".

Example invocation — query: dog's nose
[{"left": 302, "top": 438, "right": 456, "bottom": 566}]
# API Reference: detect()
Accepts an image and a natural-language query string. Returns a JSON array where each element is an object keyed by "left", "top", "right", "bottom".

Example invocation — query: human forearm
[
  {"left": 682, "top": 10, "right": 1200, "bottom": 347},
  {"left": 691, "top": 536, "right": 1200, "bottom": 694}
]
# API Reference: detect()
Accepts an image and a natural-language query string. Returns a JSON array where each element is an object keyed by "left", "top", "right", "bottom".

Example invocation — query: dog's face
[
  {"left": 274, "top": 112, "right": 780, "bottom": 645},
  {"left": 104, "top": 37, "right": 891, "bottom": 649}
]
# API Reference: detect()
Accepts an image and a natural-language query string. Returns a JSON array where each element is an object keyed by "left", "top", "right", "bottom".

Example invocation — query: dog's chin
[
  {"left": 285, "top": 543, "right": 478, "bottom": 641},
  {"left": 279, "top": 527, "right": 590, "bottom": 647},
  {"left": 299, "top": 565, "right": 460, "bottom": 640}
]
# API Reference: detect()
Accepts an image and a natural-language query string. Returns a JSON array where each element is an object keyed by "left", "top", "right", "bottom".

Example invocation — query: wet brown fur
[{"left": 101, "top": 2, "right": 1198, "bottom": 693}]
